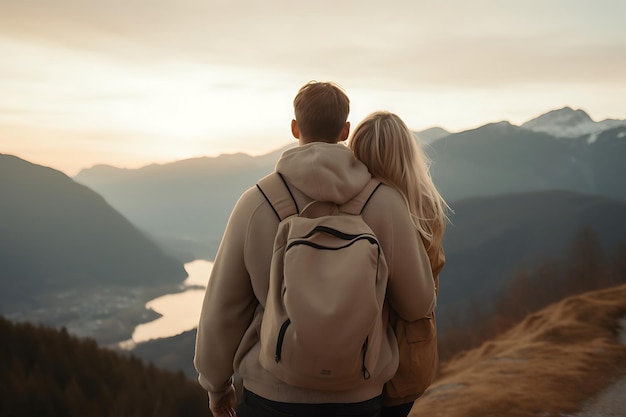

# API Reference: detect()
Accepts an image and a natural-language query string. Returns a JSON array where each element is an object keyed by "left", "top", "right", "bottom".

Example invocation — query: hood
[{"left": 276, "top": 142, "right": 371, "bottom": 204}]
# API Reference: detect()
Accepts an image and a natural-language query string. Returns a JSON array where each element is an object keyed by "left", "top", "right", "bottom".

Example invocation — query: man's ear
[
  {"left": 338, "top": 121, "right": 350, "bottom": 142},
  {"left": 291, "top": 119, "right": 300, "bottom": 139}
]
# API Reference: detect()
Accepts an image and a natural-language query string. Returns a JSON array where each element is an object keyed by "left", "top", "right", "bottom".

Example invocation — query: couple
[{"left": 194, "top": 81, "right": 448, "bottom": 417}]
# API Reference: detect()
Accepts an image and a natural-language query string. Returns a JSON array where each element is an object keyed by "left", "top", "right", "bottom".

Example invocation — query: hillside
[
  {"left": 410, "top": 284, "right": 626, "bottom": 417},
  {"left": 0, "top": 316, "right": 207, "bottom": 417},
  {"left": 0, "top": 154, "right": 187, "bottom": 306},
  {"left": 438, "top": 190, "right": 626, "bottom": 323}
]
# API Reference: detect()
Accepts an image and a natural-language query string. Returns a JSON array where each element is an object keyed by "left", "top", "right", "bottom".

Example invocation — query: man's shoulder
[
  {"left": 235, "top": 184, "right": 268, "bottom": 209},
  {"left": 231, "top": 183, "right": 278, "bottom": 220}
]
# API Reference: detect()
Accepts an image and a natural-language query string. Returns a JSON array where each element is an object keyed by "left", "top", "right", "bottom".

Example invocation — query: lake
[{"left": 128, "top": 259, "right": 213, "bottom": 345}]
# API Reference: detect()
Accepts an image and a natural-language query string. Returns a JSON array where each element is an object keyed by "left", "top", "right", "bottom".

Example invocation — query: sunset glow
[{"left": 1, "top": 0, "right": 625, "bottom": 175}]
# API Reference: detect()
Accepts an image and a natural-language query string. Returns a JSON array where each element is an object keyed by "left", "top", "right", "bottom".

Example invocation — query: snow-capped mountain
[{"left": 521, "top": 107, "right": 626, "bottom": 139}]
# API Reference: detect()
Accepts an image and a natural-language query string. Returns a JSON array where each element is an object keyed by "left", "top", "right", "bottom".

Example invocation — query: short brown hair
[{"left": 293, "top": 81, "right": 350, "bottom": 142}]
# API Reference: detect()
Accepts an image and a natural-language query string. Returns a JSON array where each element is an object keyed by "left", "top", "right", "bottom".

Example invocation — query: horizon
[
  {"left": 1, "top": 104, "right": 621, "bottom": 177},
  {"left": 1, "top": 0, "right": 625, "bottom": 176}
]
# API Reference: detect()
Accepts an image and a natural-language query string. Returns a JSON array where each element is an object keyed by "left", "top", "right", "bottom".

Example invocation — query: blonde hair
[{"left": 349, "top": 111, "right": 450, "bottom": 248}]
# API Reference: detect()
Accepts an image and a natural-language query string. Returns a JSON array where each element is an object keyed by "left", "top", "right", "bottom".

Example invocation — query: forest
[{"left": 0, "top": 317, "right": 208, "bottom": 417}]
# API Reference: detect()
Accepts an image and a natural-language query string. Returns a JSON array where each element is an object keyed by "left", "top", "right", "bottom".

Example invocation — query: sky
[{"left": 1, "top": 0, "right": 625, "bottom": 176}]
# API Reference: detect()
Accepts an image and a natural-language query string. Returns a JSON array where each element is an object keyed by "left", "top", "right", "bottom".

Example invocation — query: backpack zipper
[
  {"left": 362, "top": 336, "right": 371, "bottom": 380},
  {"left": 275, "top": 318, "right": 291, "bottom": 362},
  {"left": 286, "top": 226, "right": 379, "bottom": 251}
]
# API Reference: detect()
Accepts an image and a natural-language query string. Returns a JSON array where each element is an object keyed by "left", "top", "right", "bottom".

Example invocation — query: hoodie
[{"left": 194, "top": 142, "right": 436, "bottom": 404}]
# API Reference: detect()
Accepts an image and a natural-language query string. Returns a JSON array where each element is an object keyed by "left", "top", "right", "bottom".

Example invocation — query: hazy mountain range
[{"left": 73, "top": 107, "right": 626, "bottom": 262}]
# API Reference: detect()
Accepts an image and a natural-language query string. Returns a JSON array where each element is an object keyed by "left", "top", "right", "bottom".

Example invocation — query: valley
[{"left": 2, "top": 283, "right": 181, "bottom": 347}]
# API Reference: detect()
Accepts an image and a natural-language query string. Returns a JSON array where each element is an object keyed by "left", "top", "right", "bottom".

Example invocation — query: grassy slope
[{"left": 410, "top": 284, "right": 626, "bottom": 417}]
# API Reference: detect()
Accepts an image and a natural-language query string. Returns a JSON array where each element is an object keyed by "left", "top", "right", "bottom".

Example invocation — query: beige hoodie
[{"left": 194, "top": 142, "right": 436, "bottom": 404}]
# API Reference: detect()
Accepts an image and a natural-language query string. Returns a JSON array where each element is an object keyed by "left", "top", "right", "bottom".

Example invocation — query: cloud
[{"left": 1, "top": 0, "right": 625, "bottom": 91}]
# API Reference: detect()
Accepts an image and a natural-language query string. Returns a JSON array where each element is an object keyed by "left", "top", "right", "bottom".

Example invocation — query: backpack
[{"left": 256, "top": 172, "right": 388, "bottom": 391}]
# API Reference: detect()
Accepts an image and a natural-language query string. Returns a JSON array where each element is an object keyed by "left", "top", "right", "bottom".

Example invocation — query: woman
[{"left": 349, "top": 111, "right": 450, "bottom": 417}]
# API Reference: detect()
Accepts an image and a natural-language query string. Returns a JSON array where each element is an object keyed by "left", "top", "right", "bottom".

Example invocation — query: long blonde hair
[{"left": 349, "top": 111, "right": 450, "bottom": 248}]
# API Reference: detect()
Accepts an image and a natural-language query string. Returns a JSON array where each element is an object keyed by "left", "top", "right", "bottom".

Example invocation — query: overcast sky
[{"left": 1, "top": 0, "right": 625, "bottom": 175}]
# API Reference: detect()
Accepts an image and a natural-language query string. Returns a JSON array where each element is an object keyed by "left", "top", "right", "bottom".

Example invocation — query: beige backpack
[{"left": 256, "top": 172, "right": 388, "bottom": 390}]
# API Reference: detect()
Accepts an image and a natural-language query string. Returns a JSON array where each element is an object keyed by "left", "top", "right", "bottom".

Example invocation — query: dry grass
[{"left": 410, "top": 284, "right": 626, "bottom": 417}]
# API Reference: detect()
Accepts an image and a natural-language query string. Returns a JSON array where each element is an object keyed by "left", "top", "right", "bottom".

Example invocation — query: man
[{"left": 194, "top": 81, "right": 436, "bottom": 417}]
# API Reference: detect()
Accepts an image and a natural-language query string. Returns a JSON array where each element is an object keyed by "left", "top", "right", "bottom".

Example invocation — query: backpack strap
[
  {"left": 340, "top": 178, "right": 383, "bottom": 215},
  {"left": 256, "top": 172, "right": 299, "bottom": 221}
]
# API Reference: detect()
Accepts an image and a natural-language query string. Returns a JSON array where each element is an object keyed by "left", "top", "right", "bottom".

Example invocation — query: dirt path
[{"left": 570, "top": 317, "right": 626, "bottom": 417}]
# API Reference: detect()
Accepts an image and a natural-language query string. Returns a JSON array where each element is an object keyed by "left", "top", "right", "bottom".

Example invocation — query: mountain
[
  {"left": 0, "top": 316, "right": 207, "bottom": 417},
  {"left": 73, "top": 109, "right": 626, "bottom": 262},
  {"left": 410, "top": 284, "right": 626, "bottom": 417},
  {"left": 428, "top": 121, "right": 626, "bottom": 202},
  {"left": 0, "top": 154, "right": 187, "bottom": 305},
  {"left": 521, "top": 106, "right": 626, "bottom": 138}
]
